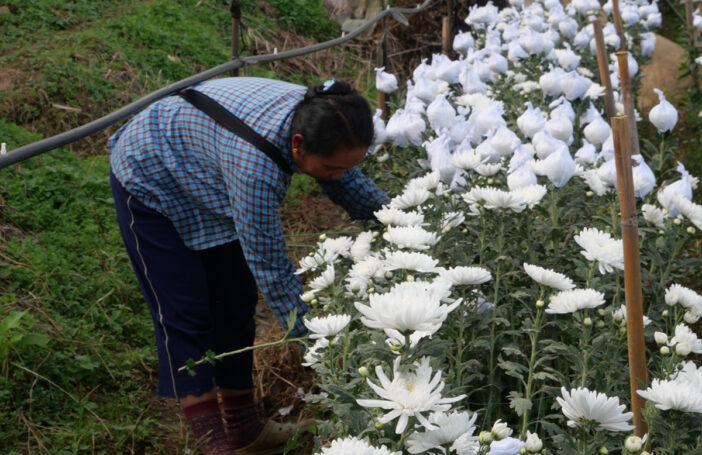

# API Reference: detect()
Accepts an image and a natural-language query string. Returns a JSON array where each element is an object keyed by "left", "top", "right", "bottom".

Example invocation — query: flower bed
[{"left": 298, "top": 1, "right": 702, "bottom": 453}]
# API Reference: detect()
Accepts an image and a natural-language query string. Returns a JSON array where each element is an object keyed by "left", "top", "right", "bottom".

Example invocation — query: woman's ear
[{"left": 291, "top": 134, "right": 305, "bottom": 158}]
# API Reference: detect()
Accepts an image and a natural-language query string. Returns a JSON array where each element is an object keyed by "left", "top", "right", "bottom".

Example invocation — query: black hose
[{"left": 0, "top": 0, "right": 435, "bottom": 170}]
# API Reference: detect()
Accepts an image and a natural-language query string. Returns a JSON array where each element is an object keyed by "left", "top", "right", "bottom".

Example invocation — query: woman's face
[{"left": 292, "top": 135, "right": 367, "bottom": 180}]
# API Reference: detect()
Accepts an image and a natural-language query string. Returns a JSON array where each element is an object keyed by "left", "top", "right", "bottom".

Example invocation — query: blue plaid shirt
[{"left": 109, "top": 77, "right": 389, "bottom": 335}]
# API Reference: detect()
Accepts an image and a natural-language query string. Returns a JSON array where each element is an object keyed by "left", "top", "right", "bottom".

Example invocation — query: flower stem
[
  {"left": 580, "top": 315, "right": 592, "bottom": 388},
  {"left": 486, "top": 221, "right": 505, "bottom": 424},
  {"left": 519, "top": 294, "right": 545, "bottom": 439}
]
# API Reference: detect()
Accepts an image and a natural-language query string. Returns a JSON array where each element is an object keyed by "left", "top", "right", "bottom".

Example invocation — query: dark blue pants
[{"left": 110, "top": 172, "right": 257, "bottom": 398}]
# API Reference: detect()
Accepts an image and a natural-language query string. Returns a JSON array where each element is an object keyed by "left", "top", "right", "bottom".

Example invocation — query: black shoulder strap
[{"left": 178, "top": 88, "right": 293, "bottom": 175}]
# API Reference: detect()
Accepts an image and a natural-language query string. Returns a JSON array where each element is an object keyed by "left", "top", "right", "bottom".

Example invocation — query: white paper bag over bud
[
  {"left": 371, "top": 109, "right": 387, "bottom": 150},
  {"left": 374, "top": 67, "right": 398, "bottom": 94},
  {"left": 649, "top": 88, "right": 678, "bottom": 133},
  {"left": 517, "top": 102, "right": 547, "bottom": 138},
  {"left": 427, "top": 93, "right": 457, "bottom": 132},
  {"left": 584, "top": 113, "right": 612, "bottom": 145},
  {"left": 545, "top": 115, "right": 573, "bottom": 142},
  {"left": 453, "top": 30, "right": 475, "bottom": 55}
]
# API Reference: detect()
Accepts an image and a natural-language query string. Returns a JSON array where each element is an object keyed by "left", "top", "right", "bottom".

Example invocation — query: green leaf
[{"left": 508, "top": 391, "right": 532, "bottom": 417}]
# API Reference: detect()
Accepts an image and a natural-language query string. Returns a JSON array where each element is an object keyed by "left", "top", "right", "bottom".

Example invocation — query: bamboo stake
[
  {"left": 442, "top": 16, "right": 451, "bottom": 55},
  {"left": 592, "top": 19, "right": 617, "bottom": 119},
  {"left": 685, "top": 0, "right": 694, "bottom": 34},
  {"left": 616, "top": 51, "right": 640, "bottom": 156},
  {"left": 611, "top": 116, "right": 649, "bottom": 438},
  {"left": 611, "top": 0, "right": 627, "bottom": 49},
  {"left": 377, "top": 0, "right": 389, "bottom": 120}
]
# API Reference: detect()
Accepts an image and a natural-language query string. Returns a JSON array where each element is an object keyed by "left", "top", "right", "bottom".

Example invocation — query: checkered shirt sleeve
[
  {"left": 226, "top": 169, "right": 309, "bottom": 337},
  {"left": 318, "top": 167, "right": 390, "bottom": 219}
]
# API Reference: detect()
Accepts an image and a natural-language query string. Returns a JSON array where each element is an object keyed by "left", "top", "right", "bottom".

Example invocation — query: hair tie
[{"left": 322, "top": 78, "right": 336, "bottom": 92}]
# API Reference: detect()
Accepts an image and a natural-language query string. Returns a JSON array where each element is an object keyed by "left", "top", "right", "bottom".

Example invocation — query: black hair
[{"left": 290, "top": 80, "right": 374, "bottom": 157}]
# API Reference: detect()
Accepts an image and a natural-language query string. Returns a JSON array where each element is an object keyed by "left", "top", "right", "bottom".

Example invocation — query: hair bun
[{"left": 305, "top": 79, "right": 353, "bottom": 100}]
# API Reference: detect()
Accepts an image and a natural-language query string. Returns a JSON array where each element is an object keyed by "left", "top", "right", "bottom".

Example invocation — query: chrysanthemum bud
[
  {"left": 598, "top": 447, "right": 609, "bottom": 454},
  {"left": 525, "top": 431, "right": 543, "bottom": 452},
  {"left": 687, "top": 226, "right": 696, "bottom": 234},
  {"left": 654, "top": 331, "right": 668, "bottom": 345},
  {"left": 390, "top": 344, "right": 403, "bottom": 351},
  {"left": 625, "top": 435, "right": 643, "bottom": 452},
  {"left": 385, "top": 271, "right": 393, "bottom": 279},
  {"left": 597, "top": 320, "right": 605, "bottom": 328},
  {"left": 673, "top": 218, "right": 682, "bottom": 225},
  {"left": 301, "top": 291, "right": 316, "bottom": 302},
  {"left": 374, "top": 421, "right": 384, "bottom": 429},
  {"left": 660, "top": 346, "right": 670, "bottom": 355},
  {"left": 676, "top": 342, "right": 692, "bottom": 356},
  {"left": 662, "top": 310, "right": 669, "bottom": 317},
  {"left": 358, "top": 366, "right": 369, "bottom": 377},
  {"left": 658, "top": 230, "right": 664, "bottom": 235},
  {"left": 406, "top": 275, "right": 415, "bottom": 282},
  {"left": 372, "top": 231, "right": 380, "bottom": 238},
  {"left": 535, "top": 300, "right": 545, "bottom": 308},
  {"left": 311, "top": 298, "right": 318, "bottom": 306},
  {"left": 322, "top": 304, "right": 329, "bottom": 311},
  {"left": 318, "top": 234, "right": 326, "bottom": 241},
  {"left": 487, "top": 178, "right": 494, "bottom": 185},
  {"left": 491, "top": 420, "right": 512, "bottom": 440},
  {"left": 586, "top": 191, "right": 594, "bottom": 197},
  {"left": 367, "top": 287, "right": 375, "bottom": 294},
  {"left": 597, "top": 309, "right": 606, "bottom": 316},
  {"left": 583, "top": 317, "right": 593, "bottom": 326},
  {"left": 479, "top": 431, "right": 494, "bottom": 445},
  {"left": 641, "top": 451, "right": 651, "bottom": 455}
]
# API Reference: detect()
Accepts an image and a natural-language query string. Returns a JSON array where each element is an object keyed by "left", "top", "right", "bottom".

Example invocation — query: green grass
[
  {"left": 1, "top": 120, "right": 162, "bottom": 452},
  {"left": 0, "top": 1, "right": 364, "bottom": 452}
]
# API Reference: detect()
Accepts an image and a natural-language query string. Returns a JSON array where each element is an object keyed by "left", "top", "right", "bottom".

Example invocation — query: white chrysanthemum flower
[
  {"left": 439, "top": 266, "right": 492, "bottom": 286},
  {"left": 581, "top": 169, "right": 611, "bottom": 196},
  {"left": 304, "top": 314, "right": 351, "bottom": 339},
  {"left": 641, "top": 204, "right": 666, "bottom": 229},
  {"left": 668, "top": 323, "right": 702, "bottom": 355},
  {"left": 637, "top": 378, "right": 702, "bottom": 413},
  {"left": 574, "top": 227, "right": 625, "bottom": 274},
  {"left": 673, "top": 194, "right": 702, "bottom": 230},
  {"left": 481, "top": 187, "right": 528, "bottom": 212},
  {"left": 351, "top": 231, "right": 374, "bottom": 262},
  {"left": 315, "top": 436, "right": 401, "bottom": 455},
  {"left": 672, "top": 361, "right": 702, "bottom": 390},
  {"left": 451, "top": 148, "right": 485, "bottom": 171},
  {"left": 384, "top": 328, "right": 433, "bottom": 350},
  {"left": 390, "top": 187, "right": 432, "bottom": 210},
  {"left": 384, "top": 251, "right": 440, "bottom": 273},
  {"left": 441, "top": 211, "right": 466, "bottom": 233},
  {"left": 512, "top": 184, "right": 547, "bottom": 208},
  {"left": 406, "top": 171, "right": 441, "bottom": 192},
  {"left": 405, "top": 411, "right": 478, "bottom": 454},
  {"left": 490, "top": 419, "right": 512, "bottom": 440},
  {"left": 556, "top": 387, "right": 634, "bottom": 432},
  {"left": 309, "top": 264, "right": 335, "bottom": 291},
  {"left": 664, "top": 283, "right": 702, "bottom": 311},
  {"left": 296, "top": 252, "right": 326, "bottom": 274},
  {"left": 611, "top": 304, "right": 652, "bottom": 326},
  {"left": 321, "top": 236, "right": 354, "bottom": 259},
  {"left": 354, "top": 281, "right": 460, "bottom": 334},
  {"left": 345, "top": 255, "right": 386, "bottom": 295},
  {"left": 356, "top": 357, "right": 466, "bottom": 434},
  {"left": 375, "top": 207, "right": 425, "bottom": 227},
  {"left": 302, "top": 337, "right": 329, "bottom": 367},
  {"left": 383, "top": 226, "right": 441, "bottom": 250},
  {"left": 523, "top": 263, "right": 575, "bottom": 290},
  {"left": 545, "top": 288, "right": 605, "bottom": 314},
  {"left": 476, "top": 163, "right": 503, "bottom": 176}
]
